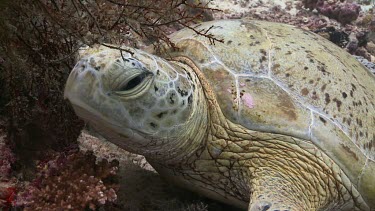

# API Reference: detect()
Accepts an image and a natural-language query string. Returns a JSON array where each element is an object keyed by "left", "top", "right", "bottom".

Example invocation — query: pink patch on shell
[
  {"left": 240, "top": 83, "right": 245, "bottom": 87},
  {"left": 242, "top": 93, "right": 255, "bottom": 108},
  {"left": 227, "top": 88, "right": 232, "bottom": 94}
]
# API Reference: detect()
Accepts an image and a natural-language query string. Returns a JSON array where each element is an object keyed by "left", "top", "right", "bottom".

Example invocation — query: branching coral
[{"left": 16, "top": 150, "right": 119, "bottom": 210}]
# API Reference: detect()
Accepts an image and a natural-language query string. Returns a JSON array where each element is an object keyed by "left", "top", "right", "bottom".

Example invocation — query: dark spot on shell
[
  {"left": 309, "top": 80, "right": 314, "bottom": 84},
  {"left": 325, "top": 93, "right": 330, "bottom": 104},
  {"left": 273, "top": 64, "right": 280, "bottom": 71},
  {"left": 332, "top": 98, "right": 342, "bottom": 111},
  {"left": 304, "top": 67, "right": 308, "bottom": 70},
  {"left": 342, "top": 92, "right": 347, "bottom": 98},
  {"left": 319, "top": 116, "right": 327, "bottom": 124},
  {"left": 131, "top": 62, "right": 135, "bottom": 66},
  {"left": 260, "top": 49, "right": 267, "bottom": 55},
  {"left": 156, "top": 69, "right": 160, "bottom": 75},
  {"left": 227, "top": 40, "right": 232, "bottom": 45},
  {"left": 286, "top": 51, "right": 292, "bottom": 55},
  {"left": 312, "top": 91, "right": 319, "bottom": 100},
  {"left": 317, "top": 66, "right": 329, "bottom": 75},
  {"left": 321, "top": 84, "right": 327, "bottom": 92},
  {"left": 309, "top": 59, "right": 314, "bottom": 63},
  {"left": 301, "top": 88, "right": 309, "bottom": 96},
  {"left": 285, "top": 73, "right": 290, "bottom": 77},
  {"left": 340, "top": 144, "right": 358, "bottom": 161},
  {"left": 357, "top": 118, "right": 363, "bottom": 127},
  {"left": 347, "top": 118, "right": 352, "bottom": 126},
  {"left": 154, "top": 85, "right": 159, "bottom": 92}
]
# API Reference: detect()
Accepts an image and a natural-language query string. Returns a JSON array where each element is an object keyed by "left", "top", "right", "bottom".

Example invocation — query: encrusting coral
[
  {"left": 15, "top": 149, "right": 119, "bottom": 210},
  {"left": 302, "top": 0, "right": 361, "bottom": 24}
]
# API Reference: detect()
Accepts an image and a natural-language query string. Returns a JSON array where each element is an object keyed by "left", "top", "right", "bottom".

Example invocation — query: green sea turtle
[{"left": 64, "top": 19, "right": 375, "bottom": 211}]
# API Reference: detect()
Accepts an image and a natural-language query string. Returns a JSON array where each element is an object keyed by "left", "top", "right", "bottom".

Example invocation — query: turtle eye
[
  {"left": 120, "top": 72, "right": 147, "bottom": 91},
  {"left": 113, "top": 67, "right": 154, "bottom": 99}
]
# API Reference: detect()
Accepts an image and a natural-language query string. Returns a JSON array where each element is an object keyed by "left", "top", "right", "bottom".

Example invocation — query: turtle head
[{"left": 64, "top": 46, "right": 207, "bottom": 161}]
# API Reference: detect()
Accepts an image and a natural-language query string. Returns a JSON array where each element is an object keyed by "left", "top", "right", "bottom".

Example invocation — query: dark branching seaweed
[
  {"left": 0, "top": 1, "right": 220, "bottom": 208},
  {"left": 0, "top": 0, "right": 219, "bottom": 159}
]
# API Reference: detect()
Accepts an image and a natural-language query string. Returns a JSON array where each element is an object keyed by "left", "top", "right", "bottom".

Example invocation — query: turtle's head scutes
[{"left": 64, "top": 45, "right": 205, "bottom": 158}]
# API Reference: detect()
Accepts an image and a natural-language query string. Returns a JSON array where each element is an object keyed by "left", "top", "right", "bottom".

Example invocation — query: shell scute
[{"left": 237, "top": 76, "right": 311, "bottom": 138}]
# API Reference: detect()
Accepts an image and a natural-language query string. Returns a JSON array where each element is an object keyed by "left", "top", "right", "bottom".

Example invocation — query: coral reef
[
  {"left": 15, "top": 149, "right": 119, "bottom": 210},
  {"left": 302, "top": 0, "right": 361, "bottom": 24}
]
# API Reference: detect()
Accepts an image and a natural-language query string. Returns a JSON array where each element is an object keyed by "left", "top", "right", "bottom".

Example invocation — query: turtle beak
[{"left": 64, "top": 58, "right": 98, "bottom": 101}]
